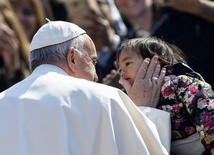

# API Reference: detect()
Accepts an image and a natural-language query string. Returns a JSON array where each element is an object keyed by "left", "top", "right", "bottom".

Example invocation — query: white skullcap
[{"left": 30, "top": 20, "right": 86, "bottom": 52}]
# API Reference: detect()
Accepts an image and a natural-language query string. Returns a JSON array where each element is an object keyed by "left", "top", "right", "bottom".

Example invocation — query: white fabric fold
[{"left": 138, "top": 106, "right": 171, "bottom": 154}]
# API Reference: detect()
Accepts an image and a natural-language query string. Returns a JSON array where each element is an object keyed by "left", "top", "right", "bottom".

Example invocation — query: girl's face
[{"left": 118, "top": 50, "right": 144, "bottom": 86}]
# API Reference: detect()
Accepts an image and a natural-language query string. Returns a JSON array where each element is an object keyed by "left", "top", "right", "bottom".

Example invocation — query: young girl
[{"left": 116, "top": 37, "right": 214, "bottom": 155}]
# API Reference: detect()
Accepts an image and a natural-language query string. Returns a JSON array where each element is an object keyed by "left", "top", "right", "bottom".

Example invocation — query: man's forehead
[{"left": 83, "top": 37, "right": 97, "bottom": 56}]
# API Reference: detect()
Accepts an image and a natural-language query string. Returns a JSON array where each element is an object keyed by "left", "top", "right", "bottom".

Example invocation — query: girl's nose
[{"left": 120, "top": 70, "right": 125, "bottom": 77}]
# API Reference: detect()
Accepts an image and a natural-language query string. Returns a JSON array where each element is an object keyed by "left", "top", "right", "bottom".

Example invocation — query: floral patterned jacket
[{"left": 157, "top": 63, "right": 214, "bottom": 151}]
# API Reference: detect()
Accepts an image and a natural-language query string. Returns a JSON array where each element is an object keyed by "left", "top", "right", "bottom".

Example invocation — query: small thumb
[{"left": 119, "top": 78, "right": 131, "bottom": 93}]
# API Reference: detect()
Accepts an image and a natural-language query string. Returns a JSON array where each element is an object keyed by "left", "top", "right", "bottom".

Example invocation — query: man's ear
[{"left": 66, "top": 47, "right": 76, "bottom": 73}]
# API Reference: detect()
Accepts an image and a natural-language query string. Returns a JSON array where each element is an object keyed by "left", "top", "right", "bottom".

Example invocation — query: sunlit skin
[
  {"left": 118, "top": 50, "right": 144, "bottom": 86},
  {"left": 72, "top": 35, "right": 98, "bottom": 82},
  {"left": 114, "top": 0, "right": 152, "bottom": 18}
]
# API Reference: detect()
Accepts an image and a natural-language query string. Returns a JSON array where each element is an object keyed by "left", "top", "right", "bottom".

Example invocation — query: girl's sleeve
[{"left": 174, "top": 75, "right": 214, "bottom": 151}]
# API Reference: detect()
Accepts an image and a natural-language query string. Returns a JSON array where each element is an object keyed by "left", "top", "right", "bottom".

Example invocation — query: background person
[
  {"left": 114, "top": 0, "right": 162, "bottom": 39},
  {"left": 152, "top": 0, "right": 214, "bottom": 88},
  {"left": 0, "top": 0, "right": 30, "bottom": 92},
  {"left": 9, "top": 0, "right": 46, "bottom": 41}
]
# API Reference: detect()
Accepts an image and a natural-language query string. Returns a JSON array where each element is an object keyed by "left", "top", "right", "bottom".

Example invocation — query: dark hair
[{"left": 116, "top": 37, "right": 187, "bottom": 68}]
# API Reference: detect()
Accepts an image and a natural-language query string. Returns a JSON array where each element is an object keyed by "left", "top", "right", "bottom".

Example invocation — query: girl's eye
[{"left": 125, "top": 62, "right": 131, "bottom": 66}]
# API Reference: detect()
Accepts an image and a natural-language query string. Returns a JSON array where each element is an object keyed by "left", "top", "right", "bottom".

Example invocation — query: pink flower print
[
  {"left": 163, "top": 87, "right": 175, "bottom": 99},
  {"left": 173, "top": 104, "right": 181, "bottom": 111},
  {"left": 203, "top": 112, "right": 211, "bottom": 122},
  {"left": 180, "top": 81, "right": 188, "bottom": 88},
  {"left": 185, "top": 126, "right": 195, "bottom": 135},
  {"left": 188, "top": 86, "right": 198, "bottom": 95},
  {"left": 173, "top": 121, "right": 181, "bottom": 129},
  {"left": 204, "top": 121, "right": 214, "bottom": 131},
  {"left": 163, "top": 87, "right": 172, "bottom": 96}
]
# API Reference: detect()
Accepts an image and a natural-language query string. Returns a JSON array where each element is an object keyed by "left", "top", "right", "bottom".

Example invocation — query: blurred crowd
[{"left": 0, "top": 0, "right": 214, "bottom": 92}]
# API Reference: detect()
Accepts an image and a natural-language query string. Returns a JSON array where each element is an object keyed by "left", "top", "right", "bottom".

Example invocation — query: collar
[
  {"left": 165, "top": 63, "right": 205, "bottom": 81},
  {"left": 32, "top": 64, "right": 68, "bottom": 76}
]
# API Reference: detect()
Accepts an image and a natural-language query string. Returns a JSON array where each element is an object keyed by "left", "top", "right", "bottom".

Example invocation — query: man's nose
[{"left": 94, "top": 74, "right": 98, "bottom": 82}]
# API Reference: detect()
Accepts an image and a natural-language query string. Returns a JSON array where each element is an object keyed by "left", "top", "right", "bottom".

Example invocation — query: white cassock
[{"left": 0, "top": 64, "right": 170, "bottom": 155}]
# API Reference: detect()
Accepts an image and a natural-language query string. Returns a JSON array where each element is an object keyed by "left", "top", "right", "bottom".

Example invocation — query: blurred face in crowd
[
  {"left": 114, "top": 0, "right": 153, "bottom": 17},
  {"left": 83, "top": 0, "right": 115, "bottom": 52},
  {"left": 72, "top": 35, "right": 98, "bottom": 82},
  {"left": 0, "top": 13, "right": 20, "bottom": 72},
  {"left": 66, "top": 0, "right": 115, "bottom": 52},
  {"left": 98, "top": 0, "right": 113, "bottom": 25},
  {"left": 10, "top": 0, "right": 38, "bottom": 40}
]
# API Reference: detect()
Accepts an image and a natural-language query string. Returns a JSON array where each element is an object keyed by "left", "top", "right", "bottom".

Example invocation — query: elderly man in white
[{"left": 0, "top": 20, "right": 170, "bottom": 155}]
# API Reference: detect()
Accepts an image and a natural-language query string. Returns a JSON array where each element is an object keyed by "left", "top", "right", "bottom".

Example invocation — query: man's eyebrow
[
  {"left": 91, "top": 56, "right": 98, "bottom": 62},
  {"left": 92, "top": 56, "right": 97, "bottom": 60}
]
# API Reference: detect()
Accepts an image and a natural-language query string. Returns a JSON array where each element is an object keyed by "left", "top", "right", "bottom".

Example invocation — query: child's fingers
[{"left": 119, "top": 78, "right": 131, "bottom": 93}]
